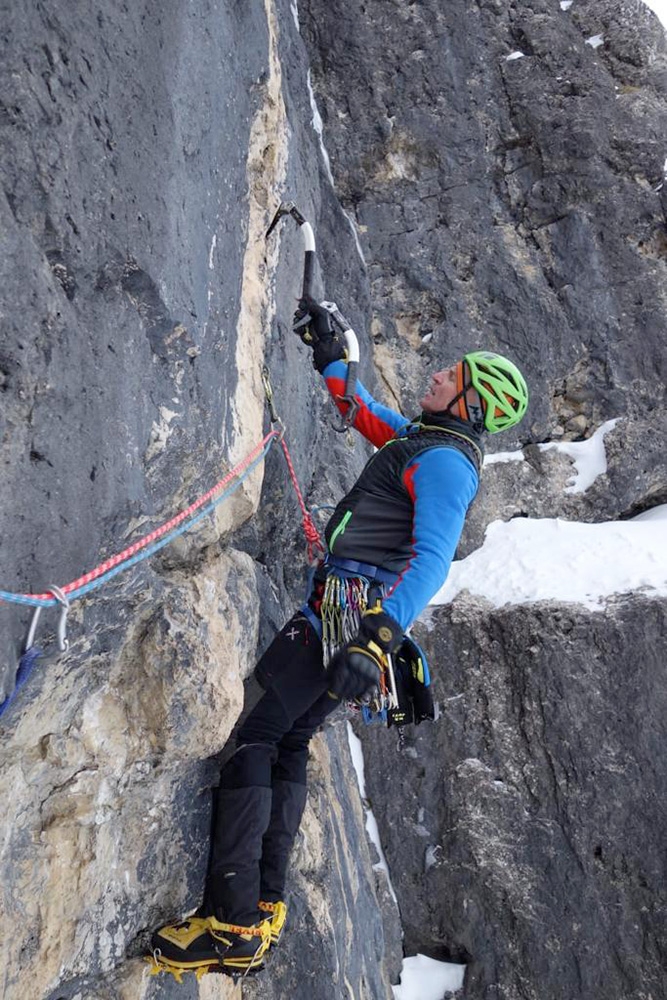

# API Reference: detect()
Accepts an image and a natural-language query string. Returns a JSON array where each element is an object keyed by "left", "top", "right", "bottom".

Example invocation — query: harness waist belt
[{"left": 324, "top": 556, "right": 398, "bottom": 586}]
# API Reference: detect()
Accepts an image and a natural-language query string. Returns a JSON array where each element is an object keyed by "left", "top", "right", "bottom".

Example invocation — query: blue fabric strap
[
  {"left": 324, "top": 556, "right": 398, "bottom": 586},
  {"left": 299, "top": 604, "right": 323, "bottom": 641}
]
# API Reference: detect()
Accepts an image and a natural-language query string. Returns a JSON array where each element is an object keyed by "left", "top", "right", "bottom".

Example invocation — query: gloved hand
[
  {"left": 292, "top": 296, "right": 347, "bottom": 373},
  {"left": 327, "top": 606, "right": 403, "bottom": 701},
  {"left": 387, "top": 636, "right": 436, "bottom": 727}
]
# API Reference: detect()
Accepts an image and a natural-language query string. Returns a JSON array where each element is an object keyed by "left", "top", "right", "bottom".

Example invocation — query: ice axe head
[{"left": 266, "top": 201, "right": 307, "bottom": 239}]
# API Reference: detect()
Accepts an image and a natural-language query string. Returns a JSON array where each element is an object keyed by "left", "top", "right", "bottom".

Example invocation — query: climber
[{"left": 149, "top": 298, "right": 529, "bottom": 980}]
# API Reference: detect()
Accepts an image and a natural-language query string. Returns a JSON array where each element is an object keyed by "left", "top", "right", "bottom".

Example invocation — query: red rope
[{"left": 279, "top": 438, "right": 326, "bottom": 564}]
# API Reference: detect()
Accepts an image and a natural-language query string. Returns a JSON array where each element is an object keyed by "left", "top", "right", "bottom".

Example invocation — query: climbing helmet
[{"left": 462, "top": 351, "right": 528, "bottom": 433}]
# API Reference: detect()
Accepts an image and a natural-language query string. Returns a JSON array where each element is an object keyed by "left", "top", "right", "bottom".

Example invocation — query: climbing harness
[{"left": 266, "top": 200, "right": 361, "bottom": 430}]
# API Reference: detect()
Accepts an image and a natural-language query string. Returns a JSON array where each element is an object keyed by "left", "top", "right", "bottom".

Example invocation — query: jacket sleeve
[
  {"left": 382, "top": 447, "right": 479, "bottom": 631},
  {"left": 321, "top": 359, "right": 407, "bottom": 448}
]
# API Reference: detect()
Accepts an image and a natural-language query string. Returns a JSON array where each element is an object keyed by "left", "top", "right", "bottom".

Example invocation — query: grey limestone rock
[{"left": 1, "top": 0, "right": 666, "bottom": 998}]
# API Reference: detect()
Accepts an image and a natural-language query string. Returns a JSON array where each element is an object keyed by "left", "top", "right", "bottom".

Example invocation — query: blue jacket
[{"left": 322, "top": 360, "right": 481, "bottom": 631}]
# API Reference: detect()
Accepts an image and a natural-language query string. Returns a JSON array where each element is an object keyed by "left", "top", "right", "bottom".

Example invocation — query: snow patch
[
  {"left": 346, "top": 723, "right": 398, "bottom": 904},
  {"left": 484, "top": 448, "right": 525, "bottom": 466},
  {"left": 641, "top": 0, "right": 667, "bottom": 28},
  {"left": 506, "top": 51, "right": 525, "bottom": 60},
  {"left": 393, "top": 953, "right": 466, "bottom": 1000},
  {"left": 560, "top": 0, "right": 573, "bottom": 9},
  {"left": 431, "top": 508, "right": 667, "bottom": 611},
  {"left": 208, "top": 233, "right": 217, "bottom": 270},
  {"left": 586, "top": 34, "right": 605, "bottom": 47},
  {"left": 539, "top": 418, "right": 618, "bottom": 493},
  {"left": 290, "top": 0, "right": 300, "bottom": 31}
]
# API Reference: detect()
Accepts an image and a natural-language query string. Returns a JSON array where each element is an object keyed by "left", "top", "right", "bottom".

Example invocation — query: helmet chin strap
[{"left": 442, "top": 361, "right": 485, "bottom": 429}]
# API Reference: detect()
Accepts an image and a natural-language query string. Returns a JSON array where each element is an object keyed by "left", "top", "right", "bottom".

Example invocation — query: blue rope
[
  {"left": 0, "top": 441, "right": 273, "bottom": 720},
  {"left": 0, "top": 439, "right": 273, "bottom": 610}
]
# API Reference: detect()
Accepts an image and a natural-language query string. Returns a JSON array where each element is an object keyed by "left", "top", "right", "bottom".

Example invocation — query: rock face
[
  {"left": 361, "top": 595, "right": 667, "bottom": 1000},
  {"left": 1, "top": 0, "right": 666, "bottom": 999}
]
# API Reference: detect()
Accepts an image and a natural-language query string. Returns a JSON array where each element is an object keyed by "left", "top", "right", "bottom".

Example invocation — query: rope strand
[
  {"left": 0, "top": 431, "right": 279, "bottom": 608},
  {"left": 278, "top": 438, "right": 326, "bottom": 564}
]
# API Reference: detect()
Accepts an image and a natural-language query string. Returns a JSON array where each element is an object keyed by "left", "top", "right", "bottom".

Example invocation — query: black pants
[{"left": 203, "top": 610, "right": 339, "bottom": 925}]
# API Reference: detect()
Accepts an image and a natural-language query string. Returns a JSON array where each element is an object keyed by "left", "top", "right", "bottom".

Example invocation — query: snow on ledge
[
  {"left": 484, "top": 419, "right": 619, "bottom": 494},
  {"left": 393, "top": 953, "right": 465, "bottom": 1000},
  {"left": 483, "top": 448, "right": 525, "bottom": 466},
  {"left": 538, "top": 418, "right": 619, "bottom": 493},
  {"left": 431, "top": 507, "right": 667, "bottom": 611},
  {"left": 641, "top": 0, "right": 667, "bottom": 28}
]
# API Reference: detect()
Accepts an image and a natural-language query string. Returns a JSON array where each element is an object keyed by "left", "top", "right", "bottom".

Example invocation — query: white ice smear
[
  {"left": 346, "top": 723, "right": 398, "bottom": 904},
  {"left": 586, "top": 33, "right": 605, "bottom": 47},
  {"left": 539, "top": 418, "right": 618, "bottom": 493},
  {"left": 307, "top": 69, "right": 335, "bottom": 187},
  {"left": 305, "top": 71, "right": 366, "bottom": 269},
  {"left": 431, "top": 506, "right": 667, "bottom": 611},
  {"left": 506, "top": 51, "right": 525, "bottom": 60},
  {"left": 290, "top": 0, "right": 300, "bottom": 31},
  {"left": 393, "top": 953, "right": 466, "bottom": 1000},
  {"left": 344, "top": 210, "right": 367, "bottom": 267}
]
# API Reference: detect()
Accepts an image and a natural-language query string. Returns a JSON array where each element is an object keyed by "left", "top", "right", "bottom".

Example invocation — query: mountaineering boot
[
  {"left": 148, "top": 913, "right": 271, "bottom": 980},
  {"left": 258, "top": 899, "right": 288, "bottom": 945},
  {"left": 149, "top": 915, "right": 220, "bottom": 982},
  {"left": 208, "top": 915, "right": 272, "bottom": 970}
]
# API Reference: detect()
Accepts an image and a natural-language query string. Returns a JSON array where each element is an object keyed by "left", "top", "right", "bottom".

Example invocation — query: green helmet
[{"left": 463, "top": 351, "right": 528, "bottom": 433}]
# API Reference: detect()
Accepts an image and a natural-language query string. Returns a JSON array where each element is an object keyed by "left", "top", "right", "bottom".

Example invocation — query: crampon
[
  {"left": 258, "top": 899, "right": 287, "bottom": 945},
  {"left": 147, "top": 914, "right": 271, "bottom": 982}
]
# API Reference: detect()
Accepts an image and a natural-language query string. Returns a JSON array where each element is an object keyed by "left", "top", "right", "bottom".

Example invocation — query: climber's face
[{"left": 420, "top": 365, "right": 459, "bottom": 413}]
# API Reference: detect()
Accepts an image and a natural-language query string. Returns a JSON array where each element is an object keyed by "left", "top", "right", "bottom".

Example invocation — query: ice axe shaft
[
  {"left": 267, "top": 201, "right": 359, "bottom": 428},
  {"left": 266, "top": 201, "right": 315, "bottom": 299}
]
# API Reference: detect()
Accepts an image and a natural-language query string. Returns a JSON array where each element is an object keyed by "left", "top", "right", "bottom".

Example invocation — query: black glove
[
  {"left": 292, "top": 296, "right": 347, "bottom": 373},
  {"left": 327, "top": 606, "right": 403, "bottom": 701},
  {"left": 387, "top": 636, "right": 436, "bottom": 727}
]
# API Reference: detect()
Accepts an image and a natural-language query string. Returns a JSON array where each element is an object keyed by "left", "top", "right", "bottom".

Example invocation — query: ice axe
[{"left": 267, "top": 201, "right": 360, "bottom": 429}]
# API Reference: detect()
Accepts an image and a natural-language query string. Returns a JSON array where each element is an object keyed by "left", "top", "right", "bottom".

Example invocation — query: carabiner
[
  {"left": 24, "top": 586, "right": 70, "bottom": 654},
  {"left": 49, "top": 585, "right": 70, "bottom": 652},
  {"left": 261, "top": 365, "right": 280, "bottom": 425}
]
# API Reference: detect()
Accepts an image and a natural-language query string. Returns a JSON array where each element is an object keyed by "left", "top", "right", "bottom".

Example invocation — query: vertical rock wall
[
  {"left": 2, "top": 0, "right": 666, "bottom": 999},
  {"left": 361, "top": 596, "right": 667, "bottom": 1000},
  {"left": 1, "top": 2, "right": 394, "bottom": 998}
]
